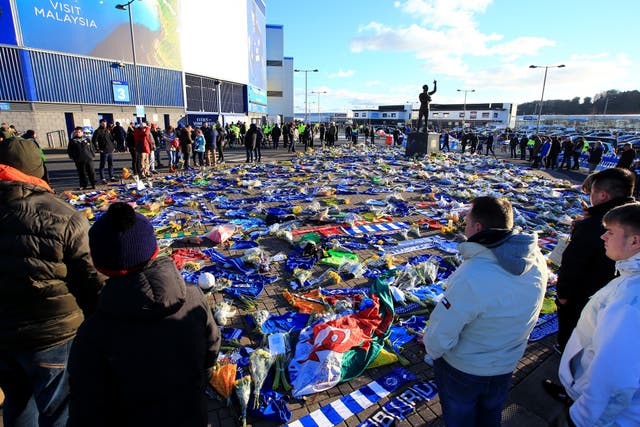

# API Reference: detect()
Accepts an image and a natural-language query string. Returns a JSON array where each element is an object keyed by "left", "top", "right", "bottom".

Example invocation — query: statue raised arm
[
  {"left": 429, "top": 80, "right": 437, "bottom": 96},
  {"left": 416, "top": 80, "right": 438, "bottom": 132}
]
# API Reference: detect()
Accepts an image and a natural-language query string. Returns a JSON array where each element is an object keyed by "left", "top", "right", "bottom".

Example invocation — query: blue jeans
[
  {"left": 167, "top": 150, "right": 177, "bottom": 167},
  {"left": 433, "top": 357, "right": 511, "bottom": 427},
  {"left": 98, "top": 152, "right": 114, "bottom": 180},
  {"left": 0, "top": 340, "right": 72, "bottom": 427}
]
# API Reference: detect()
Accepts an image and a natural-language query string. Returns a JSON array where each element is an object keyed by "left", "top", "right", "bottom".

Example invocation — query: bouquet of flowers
[
  {"left": 235, "top": 375, "right": 252, "bottom": 427},
  {"left": 270, "top": 333, "right": 292, "bottom": 392},
  {"left": 210, "top": 359, "right": 237, "bottom": 406},
  {"left": 252, "top": 309, "right": 270, "bottom": 344},
  {"left": 293, "top": 268, "right": 313, "bottom": 288},
  {"left": 250, "top": 349, "right": 274, "bottom": 409}
]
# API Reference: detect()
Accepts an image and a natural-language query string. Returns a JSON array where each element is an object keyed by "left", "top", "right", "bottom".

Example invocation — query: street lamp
[
  {"left": 115, "top": 0, "right": 141, "bottom": 109},
  {"left": 456, "top": 89, "right": 475, "bottom": 128},
  {"left": 214, "top": 80, "right": 222, "bottom": 125},
  {"left": 311, "top": 90, "right": 327, "bottom": 123},
  {"left": 529, "top": 64, "right": 565, "bottom": 134},
  {"left": 294, "top": 68, "right": 318, "bottom": 123}
]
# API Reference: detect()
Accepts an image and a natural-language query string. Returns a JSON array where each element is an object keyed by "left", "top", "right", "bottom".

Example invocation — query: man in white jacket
[
  {"left": 424, "top": 196, "right": 548, "bottom": 426},
  {"left": 558, "top": 202, "right": 640, "bottom": 427}
]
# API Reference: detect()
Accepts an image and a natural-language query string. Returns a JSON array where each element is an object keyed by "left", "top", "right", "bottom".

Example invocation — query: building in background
[
  {"left": 266, "top": 25, "right": 293, "bottom": 124},
  {"left": 0, "top": 0, "right": 271, "bottom": 146},
  {"left": 349, "top": 103, "right": 516, "bottom": 130},
  {"left": 294, "top": 112, "right": 352, "bottom": 125},
  {"left": 179, "top": 0, "right": 266, "bottom": 126},
  {"left": 0, "top": 0, "right": 185, "bottom": 147},
  {"left": 429, "top": 103, "right": 517, "bottom": 130},
  {"left": 351, "top": 105, "right": 413, "bottom": 128}
]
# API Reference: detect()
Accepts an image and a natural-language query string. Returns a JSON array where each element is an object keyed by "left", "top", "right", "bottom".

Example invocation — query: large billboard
[
  {"left": 180, "top": 0, "right": 249, "bottom": 84},
  {"left": 0, "top": 0, "right": 17, "bottom": 45},
  {"left": 14, "top": 0, "right": 181, "bottom": 69},
  {"left": 247, "top": 0, "right": 266, "bottom": 91}
]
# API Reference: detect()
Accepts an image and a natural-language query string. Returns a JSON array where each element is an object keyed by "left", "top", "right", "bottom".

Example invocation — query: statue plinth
[{"left": 405, "top": 132, "right": 440, "bottom": 157}]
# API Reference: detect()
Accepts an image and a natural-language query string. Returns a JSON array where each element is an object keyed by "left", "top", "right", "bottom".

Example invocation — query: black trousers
[
  {"left": 74, "top": 160, "right": 96, "bottom": 188},
  {"left": 556, "top": 298, "right": 588, "bottom": 351}
]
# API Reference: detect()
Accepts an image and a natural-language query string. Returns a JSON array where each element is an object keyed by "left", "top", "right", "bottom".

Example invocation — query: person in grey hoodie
[{"left": 424, "top": 196, "right": 547, "bottom": 427}]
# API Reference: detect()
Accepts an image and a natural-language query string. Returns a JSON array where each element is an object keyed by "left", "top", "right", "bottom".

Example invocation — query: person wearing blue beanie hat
[
  {"left": 69, "top": 202, "right": 220, "bottom": 426},
  {"left": 89, "top": 202, "right": 159, "bottom": 276}
]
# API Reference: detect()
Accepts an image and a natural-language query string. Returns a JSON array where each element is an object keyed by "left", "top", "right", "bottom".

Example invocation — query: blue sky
[{"left": 266, "top": 0, "right": 639, "bottom": 114}]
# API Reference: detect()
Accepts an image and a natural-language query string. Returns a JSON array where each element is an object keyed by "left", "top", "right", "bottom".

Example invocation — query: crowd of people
[
  {"left": 2, "top": 118, "right": 640, "bottom": 426},
  {"left": 0, "top": 135, "right": 220, "bottom": 426}
]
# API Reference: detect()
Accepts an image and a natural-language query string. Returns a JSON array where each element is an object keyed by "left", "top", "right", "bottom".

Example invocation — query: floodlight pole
[{"left": 529, "top": 64, "right": 566, "bottom": 134}]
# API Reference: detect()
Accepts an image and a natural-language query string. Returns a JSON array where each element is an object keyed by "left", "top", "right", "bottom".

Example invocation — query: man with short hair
[
  {"left": 587, "top": 141, "right": 604, "bottom": 172},
  {"left": 202, "top": 122, "right": 215, "bottom": 166},
  {"left": 92, "top": 119, "right": 117, "bottom": 183},
  {"left": 0, "top": 136, "right": 103, "bottom": 426},
  {"left": 111, "top": 121, "right": 126, "bottom": 152},
  {"left": 571, "top": 137, "right": 585, "bottom": 170},
  {"left": 424, "top": 196, "right": 547, "bottom": 426},
  {"left": 617, "top": 142, "right": 636, "bottom": 170},
  {"left": 68, "top": 127, "right": 97, "bottom": 190},
  {"left": 554, "top": 167, "right": 636, "bottom": 351},
  {"left": 557, "top": 202, "right": 640, "bottom": 426}
]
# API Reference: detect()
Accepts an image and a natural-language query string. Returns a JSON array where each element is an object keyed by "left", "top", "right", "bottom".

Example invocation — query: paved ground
[{"left": 2, "top": 138, "right": 586, "bottom": 427}]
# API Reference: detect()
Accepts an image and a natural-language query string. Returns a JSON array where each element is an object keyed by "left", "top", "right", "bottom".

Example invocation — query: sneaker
[
  {"left": 78, "top": 187, "right": 87, "bottom": 191},
  {"left": 101, "top": 179, "right": 108, "bottom": 184},
  {"left": 110, "top": 177, "right": 118, "bottom": 182},
  {"left": 542, "top": 379, "right": 572, "bottom": 405},
  {"left": 90, "top": 185, "right": 96, "bottom": 189}
]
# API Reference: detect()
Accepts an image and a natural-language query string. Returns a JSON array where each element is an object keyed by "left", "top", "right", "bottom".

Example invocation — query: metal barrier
[
  {"left": 46, "top": 130, "right": 67, "bottom": 148},
  {"left": 557, "top": 152, "right": 618, "bottom": 171}
]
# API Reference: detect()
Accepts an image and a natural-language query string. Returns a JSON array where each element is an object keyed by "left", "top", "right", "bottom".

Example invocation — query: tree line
[{"left": 517, "top": 90, "right": 640, "bottom": 115}]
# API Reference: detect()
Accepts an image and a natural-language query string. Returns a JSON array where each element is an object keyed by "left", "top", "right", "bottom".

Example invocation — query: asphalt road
[{"left": 44, "top": 142, "right": 589, "bottom": 194}]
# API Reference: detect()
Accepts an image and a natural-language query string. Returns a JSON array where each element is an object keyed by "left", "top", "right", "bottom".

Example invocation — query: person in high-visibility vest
[{"left": 527, "top": 137, "right": 536, "bottom": 161}]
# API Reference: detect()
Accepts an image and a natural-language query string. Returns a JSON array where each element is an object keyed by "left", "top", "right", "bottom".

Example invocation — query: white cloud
[
  {"left": 394, "top": 0, "right": 492, "bottom": 29},
  {"left": 365, "top": 80, "right": 382, "bottom": 87},
  {"left": 328, "top": 68, "right": 355, "bottom": 78},
  {"left": 569, "top": 52, "right": 609, "bottom": 61},
  {"left": 456, "top": 53, "right": 637, "bottom": 104},
  {"left": 351, "top": 0, "right": 554, "bottom": 83},
  {"left": 308, "top": 52, "right": 639, "bottom": 113}
]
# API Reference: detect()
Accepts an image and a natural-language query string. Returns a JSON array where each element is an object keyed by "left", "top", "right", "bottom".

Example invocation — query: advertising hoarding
[
  {"left": 14, "top": 0, "right": 181, "bottom": 69},
  {"left": 247, "top": 0, "right": 266, "bottom": 91},
  {"left": 0, "top": 0, "right": 17, "bottom": 45},
  {"left": 248, "top": 84, "right": 267, "bottom": 113},
  {"left": 180, "top": 0, "right": 249, "bottom": 84}
]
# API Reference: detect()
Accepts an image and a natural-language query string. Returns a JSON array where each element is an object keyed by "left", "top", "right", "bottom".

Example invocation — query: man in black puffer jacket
[
  {"left": 68, "top": 202, "right": 220, "bottom": 427},
  {"left": 0, "top": 137, "right": 104, "bottom": 426}
]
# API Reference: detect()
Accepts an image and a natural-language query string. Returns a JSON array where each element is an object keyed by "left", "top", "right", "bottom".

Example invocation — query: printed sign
[
  {"left": 0, "top": 0, "right": 17, "bottom": 45},
  {"left": 15, "top": 0, "right": 181, "bottom": 69},
  {"left": 111, "top": 80, "right": 130, "bottom": 103}
]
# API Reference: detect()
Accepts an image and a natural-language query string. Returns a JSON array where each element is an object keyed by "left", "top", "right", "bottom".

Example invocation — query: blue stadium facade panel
[{"left": 0, "top": 46, "right": 183, "bottom": 107}]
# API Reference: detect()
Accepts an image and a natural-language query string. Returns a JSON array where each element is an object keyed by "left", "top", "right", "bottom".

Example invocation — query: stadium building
[{"left": 0, "top": 0, "right": 292, "bottom": 147}]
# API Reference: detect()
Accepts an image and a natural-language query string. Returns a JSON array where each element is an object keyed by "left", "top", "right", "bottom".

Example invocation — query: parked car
[{"left": 586, "top": 140, "right": 616, "bottom": 155}]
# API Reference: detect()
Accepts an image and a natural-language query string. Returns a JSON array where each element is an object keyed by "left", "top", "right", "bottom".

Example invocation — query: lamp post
[
  {"left": 294, "top": 68, "right": 318, "bottom": 123},
  {"left": 529, "top": 64, "right": 565, "bottom": 134},
  {"left": 456, "top": 89, "right": 475, "bottom": 128},
  {"left": 214, "top": 80, "right": 222, "bottom": 125},
  {"left": 115, "top": 0, "right": 141, "bottom": 109},
  {"left": 311, "top": 90, "right": 326, "bottom": 123}
]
